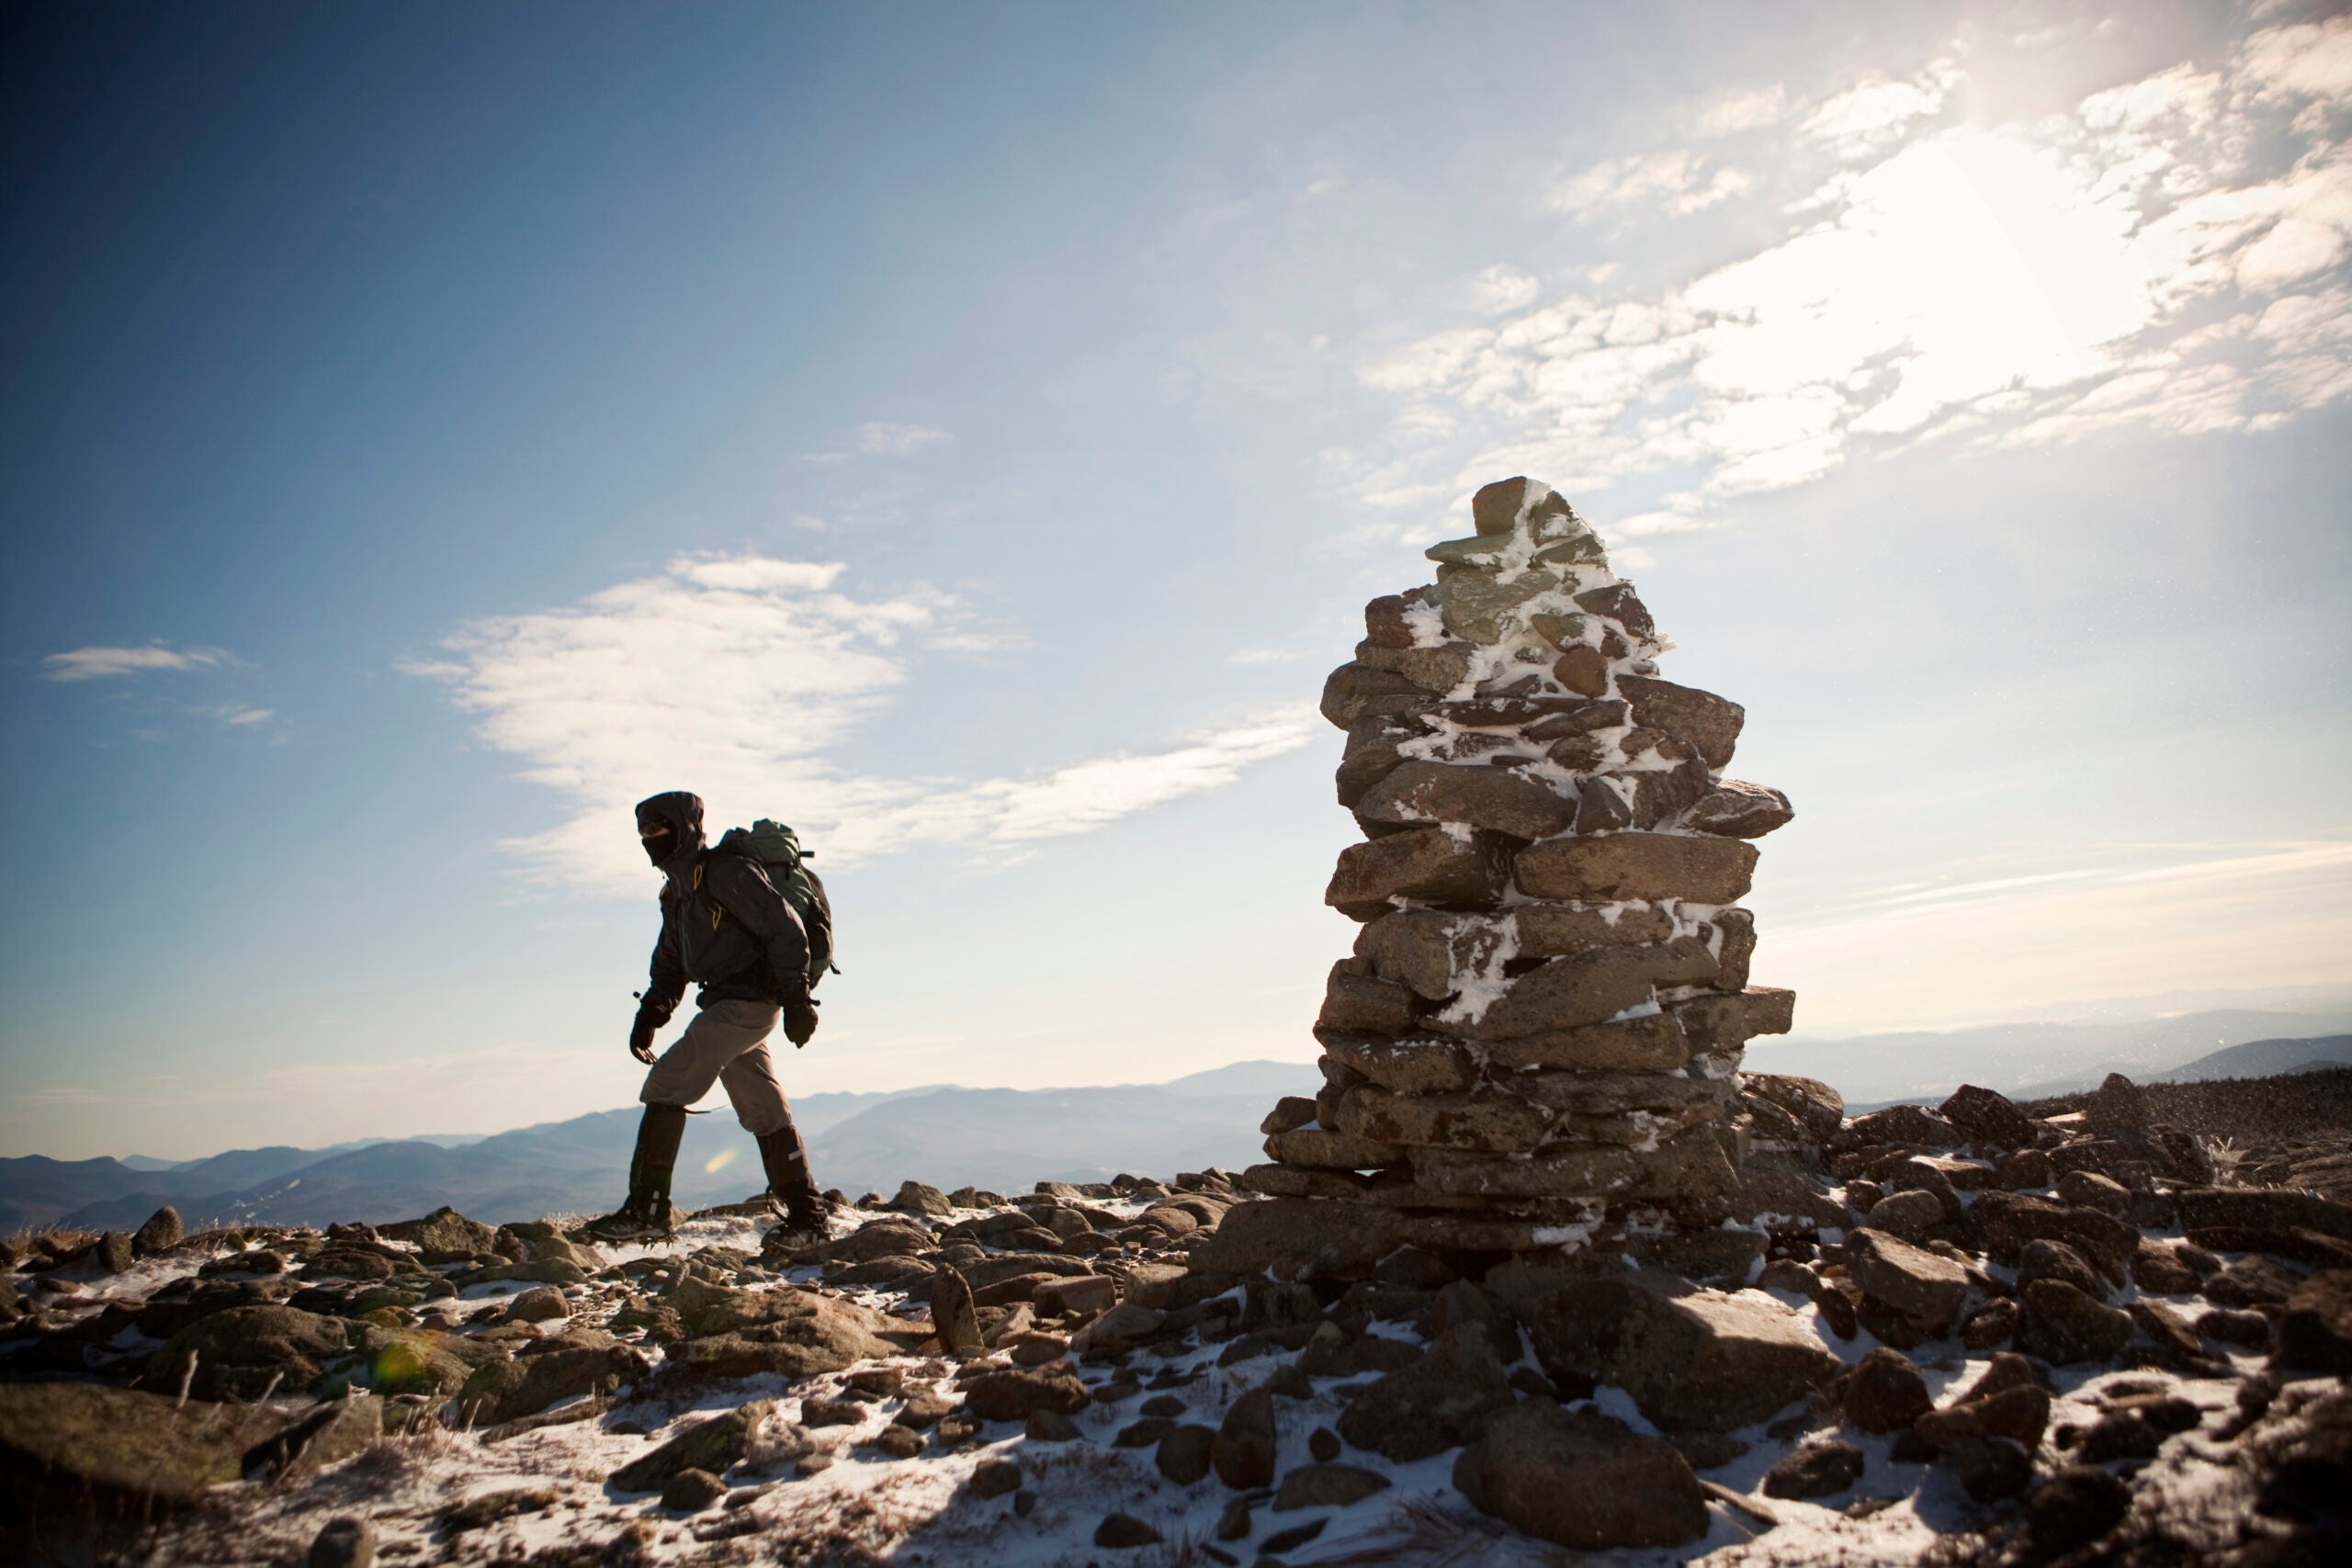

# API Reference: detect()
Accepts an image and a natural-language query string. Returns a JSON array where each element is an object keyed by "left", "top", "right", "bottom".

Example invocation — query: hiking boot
[
  {"left": 584, "top": 1102, "right": 687, "bottom": 1243},
  {"left": 754, "top": 1124, "right": 828, "bottom": 1247},
  {"left": 581, "top": 1193, "right": 673, "bottom": 1243}
]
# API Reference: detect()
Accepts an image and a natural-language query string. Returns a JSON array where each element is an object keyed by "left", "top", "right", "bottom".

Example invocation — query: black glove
[
  {"left": 628, "top": 1010, "right": 660, "bottom": 1066},
  {"left": 782, "top": 988, "right": 820, "bottom": 1048}
]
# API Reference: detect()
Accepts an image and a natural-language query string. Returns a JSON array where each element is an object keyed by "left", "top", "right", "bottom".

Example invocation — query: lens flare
[{"left": 703, "top": 1146, "right": 740, "bottom": 1175}]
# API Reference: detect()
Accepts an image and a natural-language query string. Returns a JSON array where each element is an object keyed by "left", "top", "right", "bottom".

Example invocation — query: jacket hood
[{"left": 635, "top": 791, "right": 707, "bottom": 886}]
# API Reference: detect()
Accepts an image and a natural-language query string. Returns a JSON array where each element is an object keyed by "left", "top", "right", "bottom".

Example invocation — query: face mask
[{"left": 641, "top": 828, "right": 676, "bottom": 866}]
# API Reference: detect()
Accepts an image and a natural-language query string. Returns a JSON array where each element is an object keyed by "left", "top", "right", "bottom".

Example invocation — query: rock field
[
  {"left": 4, "top": 477, "right": 2345, "bottom": 1566},
  {"left": 4, "top": 1075, "right": 2348, "bottom": 1566}
]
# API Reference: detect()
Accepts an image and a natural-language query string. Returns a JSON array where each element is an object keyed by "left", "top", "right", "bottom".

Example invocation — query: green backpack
[{"left": 710, "top": 818, "right": 837, "bottom": 989}]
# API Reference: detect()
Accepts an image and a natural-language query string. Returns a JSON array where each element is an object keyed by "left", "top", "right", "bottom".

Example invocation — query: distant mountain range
[
  {"left": 13, "top": 1015, "right": 2351, "bottom": 1237},
  {"left": 1751, "top": 1009, "right": 2352, "bottom": 1109},
  {"left": 0, "top": 1060, "right": 1320, "bottom": 1235}
]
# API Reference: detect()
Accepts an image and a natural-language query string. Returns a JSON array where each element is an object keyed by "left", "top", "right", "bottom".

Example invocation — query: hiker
[{"left": 584, "top": 791, "right": 829, "bottom": 1243}]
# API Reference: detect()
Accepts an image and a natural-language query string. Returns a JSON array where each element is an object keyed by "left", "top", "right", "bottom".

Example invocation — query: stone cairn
[{"left": 1227, "top": 476, "right": 1799, "bottom": 1275}]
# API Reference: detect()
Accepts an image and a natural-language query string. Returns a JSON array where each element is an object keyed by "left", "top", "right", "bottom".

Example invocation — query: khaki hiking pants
[{"left": 639, "top": 997, "right": 794, "bottom": 1138}]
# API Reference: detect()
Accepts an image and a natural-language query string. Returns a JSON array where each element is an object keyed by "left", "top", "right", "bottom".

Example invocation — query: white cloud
[
  {"left": 208, "top": 705, "right": 275, "bottom": 728},
  {"left": 410, "top": 556, "right": 1314, "bottom": 894},
  {"left": 1468, "top": 265, "right": 1540, "bottom": 314},
  {"left": 41, "top": 643, "right": 230, "bottom": 682},
  {"left": 1693, "top": 85, "right": 1788, "bottom": 137},
  {"left": 1545, "top": 151, "right": 1750, "bottom": 220},
  {"left": 1356, "top": 23, "right": 2352, "bottom": 517},
  {"left": 1797, "top": 63, "right": 1957, "bottom": 157},
  {"left": 854, "top": 421, "right": 951, "bottom": 456}
]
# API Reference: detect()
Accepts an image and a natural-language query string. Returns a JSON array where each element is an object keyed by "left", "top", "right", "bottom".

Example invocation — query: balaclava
[{"left": 634, "top": 791, "right": 707, "bottom": 882}]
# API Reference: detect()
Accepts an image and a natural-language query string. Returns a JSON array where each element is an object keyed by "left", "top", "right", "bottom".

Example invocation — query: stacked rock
[{"left": 1238, "top": 476, "right": 1798, "bottom": 1265}]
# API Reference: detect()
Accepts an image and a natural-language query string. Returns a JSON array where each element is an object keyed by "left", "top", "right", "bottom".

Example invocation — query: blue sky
[{"left": 4, "top": 1, "right": 2346, "bottom": 1159}]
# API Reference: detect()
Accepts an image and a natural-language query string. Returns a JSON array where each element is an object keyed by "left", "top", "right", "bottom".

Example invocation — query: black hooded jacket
[{"left": 635, "top": 791, "right": 811, "bottom": 1024}]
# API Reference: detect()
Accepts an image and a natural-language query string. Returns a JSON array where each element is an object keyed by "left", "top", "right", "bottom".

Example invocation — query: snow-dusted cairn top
[{"left": 1238, "top": 476, "right": 1798, "bottom": 1258}]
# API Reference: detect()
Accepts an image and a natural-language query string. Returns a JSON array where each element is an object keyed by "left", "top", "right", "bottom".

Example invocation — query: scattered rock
[
  {"left": 1763, "top": 1439, "right": 1866, "bottom": 1499},
  {"left": 1213, "top": 1387, "right": 1277, "bottom": 1488},
  {"left": 1336, "top": 1324, "right": 1516, "bottom": 1461},
  {"left": 307, "top": 1517, "right": 376, "bottom": 1568},
  {"left": 1453, "top": 1400, "right": 1710, "bottom": 1550},
  {"left": 2018, "top": 1279, "right": 2132, "bottom": 1365},
  {"left": 1156, "top": 1423, "right": 1216, "bottom": 1485},
  {"left": 969, "top": 1459, "right": 1022, "bottom": 1498},
  {"left": 1273, "top": 1462, "right": 1392, "bottom": 1510},
  {"left": 609, "top": 1401, "right": 774, "bottom": 1492},
  {"left": 1524, "top": 1274, "right": 1841, "bottom": 1433},
  {"left": 2273, "top": 1268, "right": 2352, "bottom": 1374},
  {"left": 132, "top": 1206, "right": 185, "bottom": 1260},
  {"left": 441, "top": 1486, "right": 559, "bottom": 1535},
  {"left": 1093, "top": 1513, "right": 1162, "bottom": 1549},
  {"left": 0, "top": 1382, "right": 292, "bottom": 1510},
  {"left": 1845, "top": 1348, "right": 1932, "bottom": 1435},
  {"left": 962, "top": 1365, "right": 1089, "bottom": 1424},
  {"left": 2022, "top": 1464, "right": 2132, "bottom": 1554},
  {"left": 661, "top": 1467, "right": 728, "bottom": 1511}
]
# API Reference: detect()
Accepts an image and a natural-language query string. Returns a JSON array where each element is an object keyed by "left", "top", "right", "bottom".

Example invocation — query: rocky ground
[{"left": 3, "top": 1072, "right": 2348, "bottom": 1568}]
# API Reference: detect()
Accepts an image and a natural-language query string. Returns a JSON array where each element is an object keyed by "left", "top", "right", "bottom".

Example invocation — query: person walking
[{"left": 583, "top": 791, "right": 827, "bottom": 1243}]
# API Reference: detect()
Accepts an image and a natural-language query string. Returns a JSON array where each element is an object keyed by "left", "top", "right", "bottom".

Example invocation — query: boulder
[
  {"left": 1273, "top": 1463, "right": 1391, "bottom": 1510},
  {"left": 2017, "top": 1279, "right": 2132, "bottom": 1365},
  {"left": 1841, "top": 1230, "right": 1970, "bottom": 1335},
  {"left": 1968, "top": 1192, "right": 2137, "bottom": 1278},
  {"left": 147, "top": 1304, "right": 352, "bottom": 1402},
  {"left": 1523, "top": 1274, "right": 1842, "bottom": 1433},
  {"left": 1763, "top": 1438, "right": 1866, "bottom": 1499},
  {"left": 1682, "top": 780, "right": 1793, "bottom": 838},
  {"left": 1511, "top": 831, "right": 1758, "bottom": 905},
  {"left": 2130, "top": 1239, "right": 2202, "bottom": 1296},
  {"left": 661, "top": 1468, "right": 728, "bottom": 1512},
  {"left": 2055, "top": 1170, "right": 2132, "bottom": 1216},
  {"left": 131, "top": 1206, "right": 185, "bottom": 1259},
  {"left": 888, "top": 1182, "right": 953, "bottom": 1218},
  {"left": 1317, "top": 1032, "right": 1479, "bottom": 1094},
  {"left": 1456, "top": 941, "right": 1717, "bottom": 1041},
  {"left": 1330, "top": 1086, "right": 1552, "bottom": 1152},
  {"left": 961, "top": 1365, "right": 1089, "bottom": 1424},
  {"left": 454, "top": 1341, "right": 647, "bottom": 1425},
  {"left": 1939, "top": 1084, "right": 2039, "bottom": 1150},
  {"left": 1745, "top": 1074, "right": 1845, "bottom": 1145},
  {"left": 1187, "top": 1198, "right": 1412, "bottom": 1280},
  {"left": 1319, "top": 662, "right": 1428, "bottom": 729},
  {"left": 1860, "top": 1190, "right": 1945, "bottom": 1243},
  {"left": 2176, "top": 1188, "right": 2352, "bottom": 1245},
  {"left": 1335, "top": 1325, "right": 1516, "bottom": 1461},
  {"left": 929, "top": 1267, "right": 982, "bottom": 1354},
  {"left": 1326, "top": 828, "right": 1517, "bottom": 917},
  {"left": 1155, "top": 1424, "right": 1216, "bottom": 1485},
  {"left": 1672, "top": 987, "right": 1797, "bottom": 1049},
  {"left": 0, "top": 1382, "right": 293, "bottom": 1511},
  {"left": 307, "top": 1517, "right": 376, "bottom": 1568},
  {"left": 662, "top": 1289, "right": 899, "bottom": 1382},
  {"left": 379, "top": 1206, "right": 498, "bottom": 1260},
  {"left": 1844, "top": 1348, "right": 1932, "bottom": 1433},
  {"left": 1318, "top": 964, "right": 1422, "bottom": 1035},
  {"left": 1355, "top": 761, "right": 1577, "bottom": 841},
  {"left": 2273, "top": 1269, "right": 2352, "bottom": 1375},
  {"left": 2017, "top": 1239, "right": 2109, "bottom": 1303},
  {"left": 1477, "top": 1011, "right": 1693, "bottom": 1074},
  {"left": 2022, "top": 1465, "right": 2132, "bottom": 1555},
  {"left": 1412, "top": 1133, "right": 1737, "bottom": 1202},
  {"left": 1847, "top": 1103, "right": 1958, "bottom": 1146},
  {"left": 610, "top": 1401, "right": 774, "bottom": 1492},
  {"left": 1213, "top": 1388, "right": 1277, "bottom": 1488},
  {"left": 1453, "top": 1400, "right": 1709, "bottom": 1550},
  {"left": 1616, "top": 675, "right": 1743, "bottom": 770}
]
